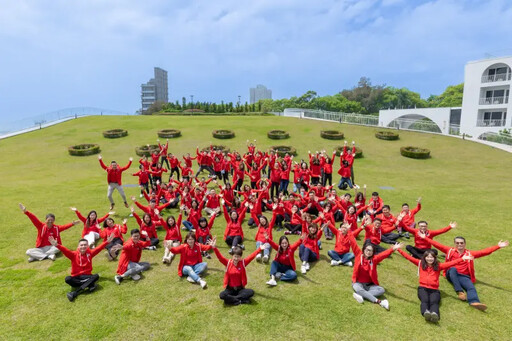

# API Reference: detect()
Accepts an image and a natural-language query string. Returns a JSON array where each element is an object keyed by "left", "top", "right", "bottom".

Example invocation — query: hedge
[
  {"left": 400, "top": 146, "right": 431, "bottom": 159},
  {"left": 320, "top": 130, "right": 344, "bottom": 140},
  {"left": 271, "top": 145, "right": 297, "bottom": 157},
  {"left": 68, "top": 144, "right": 100, "bottom": 156},
  {"left": 102, "top": 129, "right": 128, "bottom": 138},
  {"left": 135, "top": 144, "right": 160, "bottom": 157},
  {"left": 267, "top": 130, "right": 290, "bottom": 140},
  {"left": 201, "top": 145, "right": 231, "bottom": 154},
  {"left": 335, "top": 146, "right": 363, "bottom": 159},
  {"left": 212, "top": 130, "right": 235, "bottom": 139},
  {"left": 157, "top": 129, "right": 181, "bottom": 138},
  {"left": 375, "top": 131, "right": 399, "bottom": 140}
]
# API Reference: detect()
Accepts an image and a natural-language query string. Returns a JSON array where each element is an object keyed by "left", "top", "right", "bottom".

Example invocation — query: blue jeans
[
  {"left": 338, "top": 177, "right": 353, "bottom": 189},
  {"left": 256, "top": 241, "right": 271, "bottom": 257},
  {"left": 293, "top": 183, "right": 299, "bottom": 193},
  {"left": 446, "top": 267, "right": 480, "bottom": 304},
  {"left": 328, "top": 250, "right": 355, "bottom": 264},
  {"left": 182, "top": 262, "right": 208, "bottom": 282},
  {"left": 299, "top": 244, "right": 318, "bottom": 262},
  {"left": 279, "top": 180, "right": 289, "bottom": 193},
  {"left": 182, "top": 221, "right": 194, "bottom": 231},
  {"left": 270, "top": 261, "right": 297, "bottom": 281}
]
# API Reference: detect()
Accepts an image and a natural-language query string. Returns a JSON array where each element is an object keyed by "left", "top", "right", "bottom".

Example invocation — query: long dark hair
[
  {"left": 86, "top": 210, "right": 98, "bottom": 227},
  {"left": 421, "top": 250, "right": 439, "bottom": 271},
  {"left": 278, "top": 235, "right": 289, "bottom": 254}
]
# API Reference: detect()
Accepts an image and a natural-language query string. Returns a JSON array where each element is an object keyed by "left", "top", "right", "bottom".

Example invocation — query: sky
[{"left": 1, "top": 0, "right": 512, "bottom": 123}]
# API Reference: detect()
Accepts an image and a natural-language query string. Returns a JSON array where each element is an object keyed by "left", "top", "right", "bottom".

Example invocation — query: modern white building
[
  {"left": 250, "top": 84, "right": 272, "bottom": 104},
  {"left": 379, "top": 56, "right": 512, "bottom": 138}
]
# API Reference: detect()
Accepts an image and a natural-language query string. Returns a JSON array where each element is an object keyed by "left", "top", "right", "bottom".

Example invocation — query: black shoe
[
  {"left": 228, "top": 248, "right": 234, "bottom": 255},
  {"left": 240, "top": 299, "right": 251, "bottom": 304},
  {"left": 238, "top": 244, "right": 245, "bottom": 250},
  {"left": 67, "top": 292, "right": 77, "bottom": 302},
  {"left": 88, "top": 284, "right": 97, "bottom": 292}
]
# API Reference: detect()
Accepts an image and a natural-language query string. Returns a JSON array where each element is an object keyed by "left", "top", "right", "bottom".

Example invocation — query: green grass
[{"left": 0, "top": 115, "right": 511, "bottom": 341}]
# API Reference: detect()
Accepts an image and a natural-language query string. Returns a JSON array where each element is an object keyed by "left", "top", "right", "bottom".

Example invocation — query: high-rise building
[
  {"left": 250, "top": 84, "right": 272, "bottom": 104},
  {"left": 141, "top": 67, "right": 168, "bottom": 112}
]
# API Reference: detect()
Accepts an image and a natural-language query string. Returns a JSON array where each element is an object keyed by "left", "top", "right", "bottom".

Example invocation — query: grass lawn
[{"left": 0, "top": 115, "right": 511, "bottom": 340}]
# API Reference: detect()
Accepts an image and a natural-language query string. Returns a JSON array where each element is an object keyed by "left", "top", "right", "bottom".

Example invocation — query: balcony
[
  {"left": 481, "top": 73, "right": 511, "bottom": 83},
  {"left": 479, "top": 96, "right": 509, "bottom": 105},
  {"left": 476, "top": 119, "right": 506, "bottom": 127}
]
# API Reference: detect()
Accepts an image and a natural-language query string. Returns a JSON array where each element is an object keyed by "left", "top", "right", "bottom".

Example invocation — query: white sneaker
[
  {"left": 114, "top": 275, "right": 122, "bottom": 285},
  {"left": 379, "top": 299, "right": 389, "bottom": 310},
  {"left": 168, "top": 253, "right": 174, "bottom": 265},
  {"left": 139, "top": 194, "right": 143, "bottom": 198},
  {"left": 343, "top": 261, "right": 353, "bottom": 267},
  {"left": 266, "top": 278, "right": 277, "bottom": 286},
  {"left": 305, "top": 262, "right": 310, "bottom": 270},
  {"left": 256, "top": 253, "right": 262, "bottom": 262},
  {"left": 262, "top": 255, "right": 269, "bottom": 263},
  {"left": 199, "top": 279, "right": 207, "bottom": 289},
  {"left": 186, "top": 276, "right": 196, "bottom": 283},
  {"left": 28, "top": 257, "right": 36, "bottom": 262},
  {"left": 131, "top": 274, "right": 141, "bottom": 281},
  {"left": 150, "top": 246, "right": 156, "bottom": 251},
  {"left": 47, "top": 254, "right": 56, "bottom": 261},
  {"left": 353, "top": 292, "right": 364, "bottom": 304},
  {"left": 301, "top": 265, "right": 307, "bottom": 274},
  {"left": 330, "top": 260, "right": 339, "bottom": 266},
  {"left": 162, "top": 256, "right": 168, "bottom": 263}
]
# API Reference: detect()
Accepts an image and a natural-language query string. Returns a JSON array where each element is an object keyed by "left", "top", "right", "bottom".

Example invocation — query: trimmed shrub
[
  {"left": 320, "top": 130, "right": 344, "bottom": 140},
  {"left": 201, "top": 145, "right": 231, "bottom": 154},
  {"left": 267, "top": 130, "right": 290, "bottom": 140},
  {"left": 212, "top": 129, "right": 235, "bottom": 139},
  {"left": 375, "top": 131, "right": 399, "bottom": 140},
  {"left": 158, "top": 129, "right": 181, "bottom": 138},
  {"left": 335, "top": 146, "right": 363, "bottom": 159},
  {"left": 103, "top": 129, "right": 128, "bottom": 138},
  {"left": 68, "top": 144, "right": 100, "bottom": 156},
  {"left": 400, "top": 146, "right": 431, "bottom": 159},
  {"left": 271, "top": 145, "right": 297, "bottom": 157},
  {"left": 135, "top": 144, "right": 160, "bottom": 157}
]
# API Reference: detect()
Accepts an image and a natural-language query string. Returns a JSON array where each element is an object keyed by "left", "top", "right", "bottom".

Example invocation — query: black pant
[
  {"left": 365, "top": 240, "right": 388, "bottom": 255},
  {"left": 381, "top": 232, "right": 400, "bottom": 244},
  {"left": 418, "top": 286, "right": 440, "bottom": 317},
  {"left": 161, "top": 156, "right": 170, "bottom": 169},
  {"left": 140, "top": 182, "right": 149, "bottom": 195},
  {"left": 285, "top": 223, "right": 302, "bottom": 233},
  {"left": 198, "top": 235, "right": 211, "bottom": 244},
  {"left": 275, "top": 214, "right": 284, "bottom": 228},
  {"left": 322, "top": 173, "right": 332, "bottom": 186},
  {"left": 195, "top": 165, "right": 214, "bottom": 177},
  {"left": 65, "top": 274, "right": 99, "bottom": 293},
  {"left": 334, "top": 210, "right": 344, "bottom": 222},
  {"left": 248, "top": 214, "right": 262, "bottom": 227},
  {"left": 149, "top": 237, "right": 159, "bottom": 247},
  {"left": 106, "top": 238, "right": 123, "bottom": 254},
  {"left": 350, "top": 165, "right": 355, "bottom": 184},
  {"left": 170, "top": 167, "right": 180, "bottom": 180},
  {"left": 311, "top": 176, "right": 320, "bottom": 185},
  {"left": 270, "top": 182, "right": 279, "bottom": 199},
  {"left": 219, "top": 286, "right": 254, "bottom": 305},
  {"left": 235, "top": 179, "right": 243, "bottom": 192},
  {"left": 251, "top": 181, "right": 257, "bottom": 189},
  {"left": 305, "top": 206, "right": 319, "bottom": 216},
  {"left": 225, "top": 235, "right": 242, "bottom": 247},
  {"left": 406, "top": 245, "right": 438, "bottom": 259}
]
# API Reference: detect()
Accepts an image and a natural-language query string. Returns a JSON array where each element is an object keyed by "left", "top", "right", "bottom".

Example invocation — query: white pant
[
  {"left": 107, "top": 183, "right": 127, "bottom": 204},
  {"left": 84, "top": 232, "right": 100, "bottom": 246},
  {"left": 26, "top": 245, "right": 60, "bottom": 261}
]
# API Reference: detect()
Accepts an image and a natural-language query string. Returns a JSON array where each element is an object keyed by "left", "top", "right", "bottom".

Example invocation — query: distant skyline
[{"left": 1, "top": 0, "right": 512, "bottom": 123}]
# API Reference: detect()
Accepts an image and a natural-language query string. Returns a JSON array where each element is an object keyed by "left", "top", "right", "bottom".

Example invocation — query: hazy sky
[{"left": 1, "top": 0, "right": 512, "bottom": 122}]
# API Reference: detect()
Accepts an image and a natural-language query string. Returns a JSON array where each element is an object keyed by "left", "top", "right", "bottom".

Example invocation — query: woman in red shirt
[
  {"left": 100, "top": 217, "right": 127, "bottom": 261},
  {"left": 170, "top": 232, "right": 212, "bottom": 289},
  {"left": 71, "top": 207, "right": 111, "bottom": 248},
  {"left": 299, "top": 223, "right": 323, "bottom": 274},
  {"left": 253, "top": 212, "right": 277, "bottom": 263},
  {"left": 265, "top": 235, "right": 301, "bottom": 286},
  {"left": 132, "top": 209, "right": 159, "bottom": 250},
  {"left": 398, "top": 248, "right": 469, "bottom": 322},
  {"left": 222, "top": 203, "right": 247, "bottom": 253},
  {"left": 196, "top": 214, "right": 216, "bottom": 258},
  {"left": 211, "top": 237, "right": 264, "bottom": 305},
  {"left": 161, "top": 211, "right": 183, "bottom": 264}
]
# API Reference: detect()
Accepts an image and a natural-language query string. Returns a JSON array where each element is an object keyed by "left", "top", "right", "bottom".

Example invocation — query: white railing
[
  {"left": 479, "top": 96, "right": 509, "bottom": 105},
  {"left": 478, "top": 131, "right": 512, "bottom": 146},
  {"left": 476, "top": 119, "right": 506, "bottom": 127},
  {"left": 481, "top": 73, "right": 511, "bottom": 83}
]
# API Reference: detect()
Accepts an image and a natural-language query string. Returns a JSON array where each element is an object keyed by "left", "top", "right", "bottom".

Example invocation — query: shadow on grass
[
  {"left": 476, "top": 280, "right": 512, "bottom": 292},
  {"left": 384, "top": 289, "right": 416, "bottom": 304}
]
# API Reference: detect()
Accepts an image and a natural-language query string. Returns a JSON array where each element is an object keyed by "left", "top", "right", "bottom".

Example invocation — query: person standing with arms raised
[{"left": 98, "top": 155, "right": 132, "bottom": 210}]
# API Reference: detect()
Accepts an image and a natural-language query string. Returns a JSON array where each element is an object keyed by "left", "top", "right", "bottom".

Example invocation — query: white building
[
  {"left": 250, "top": 84, "right": 272, "bottom": 104},
  {"left": 141, "top": 67, "right": 168, "bottom": 112},
  {"left": 379, "top": 56, "right": 512, "bottom": 138}
]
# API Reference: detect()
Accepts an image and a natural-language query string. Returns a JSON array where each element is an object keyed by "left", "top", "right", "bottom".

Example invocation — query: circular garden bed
[
  {"left": 157, "top": 129, "right": 181, "bottom": 138},
  {"left": 320, "top": 130, "right": 344, "bottom": 140},
  {"left": 267, "top": 130, "right": 290, "bottom": 140},
  {"left": 201, "top": 145, "right": 231, "bottom": 154},
  {"left": 271, "top": 145, "right": 297, "bottom": 157},
  {"left": 335, "top": 146, "right": 363, "bottom": 159},
  {"left": 135, "top": 144, "right": 160, "bottom": 157},
  {"left": 400, "top": 146, "right": 430, "bottom": 159},
  {"left": 375, "top": 131, "right": 399, "bottom": 140},
  {"left": 212, "top": 130, "right": 235, "bottom": 139},
  {"left": 68, "top": 144, "right": 100, "bottom": 156},
  {"left": 102, "top": 129, "right": 128, "bottom": 138}
]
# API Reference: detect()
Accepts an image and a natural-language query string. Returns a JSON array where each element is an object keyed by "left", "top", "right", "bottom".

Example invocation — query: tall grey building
[
  {"left": 141, "top": 67, "right": 168, "bottom": 111},
  {"left": 250, "top": 84, "right": 272, "bottom": 104}
]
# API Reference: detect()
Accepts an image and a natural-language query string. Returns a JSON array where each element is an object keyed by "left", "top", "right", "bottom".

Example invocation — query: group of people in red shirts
[{"left": 20, "top": 139, "right": 509, "bottom": 321}]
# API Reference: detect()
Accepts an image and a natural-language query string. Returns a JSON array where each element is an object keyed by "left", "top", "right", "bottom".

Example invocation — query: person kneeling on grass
[
  {"left": 115, "top": 229, "right": 151, "bottom": 285},
  {"left": 211, "top": 238, "right": 264, "bottom": 305},
  {"left": 170, "top": 232, "right": 212, "bottom": 289},
  {"left": 349, "top": 236, "right": 403, "bottom": 310},
  {"left": 397, "top": 248, "right": 471, "bottom": 322},
  {"left": 50, "top": 234, "right": 114, "bottom": 302},
  {"left": 265, "top": 234, "right": 301, "bottom": 286}
]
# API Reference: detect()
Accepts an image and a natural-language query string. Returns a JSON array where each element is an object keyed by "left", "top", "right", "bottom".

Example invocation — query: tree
[
  {"left": 144, "top": 101, "right": 166, "bottom": 115},
  {"left": 427, "top": 83, "right": 464, "bottom": 107},
  {"left": 340, "top": 77, "right": 386, "bottom": 114},
  {"left": 380, "top": 87, "right": 427, "bottom": 109}
]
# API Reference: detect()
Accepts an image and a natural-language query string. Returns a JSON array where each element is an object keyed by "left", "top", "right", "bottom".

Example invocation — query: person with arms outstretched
[{"left": 98, "top": 155, "right": 132, "bottom": 210}]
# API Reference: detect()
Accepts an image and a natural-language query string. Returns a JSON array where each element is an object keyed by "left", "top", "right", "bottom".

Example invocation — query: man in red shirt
[
  {"left": 98, "top": 155, "right": 133, "bottom": 210},
  {"left": 115, "top": 229, "right": 151, "bottom": 284},
  {"left": 19, "top": 203, "right": 79, "bottom": 262},
  {"left": 50, "top": 234, "right": 113, "bottom": 301}
]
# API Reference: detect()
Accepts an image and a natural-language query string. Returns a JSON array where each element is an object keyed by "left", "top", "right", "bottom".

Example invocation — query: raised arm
[
  {"left": 213, "top": 247, "right": 229, "bottom": 266},
  {"left": 244, "top": 247, "right": 263, "bottom": 266},
  {"left": 397, "top": 249, "right": 420, "bottom": 266}
]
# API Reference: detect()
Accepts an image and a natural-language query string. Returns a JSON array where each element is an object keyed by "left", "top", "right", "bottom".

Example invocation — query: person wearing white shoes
[
  {"left": 265, "top": 234, "right": 301, "bottom": 286},
  {"left": 299, "top": 223, "right": 323, "bottom": 275},
  {"left": 349, "top": 235, "right": 403, "bottom": 310},
  {"left": 254, "top": 212, "right": 277, "bottom": 264},
  {"left": 326, "top": 222, "right": 356, "bottom": 267},
  {"left": 19, "top": 203, "right": 79, "bottom": 262},
  {"left": 170, "top": 232, "right": 212, "bottom": 289},
  {"left": 98, "top": 155, "right": 132, "bottom": 210},
  {"left": 115, "top": 229, "right": 151, "bottom": 285},
  {"left": 160, "top": 210, "right": 183, "bottom": 264}
]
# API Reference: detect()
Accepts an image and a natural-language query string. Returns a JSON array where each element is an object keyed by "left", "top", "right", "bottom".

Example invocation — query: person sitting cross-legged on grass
[
  {"left": 419, "top": 232, "right": 509, "bottom": 311},
  {"left": 211, "top": 237, "right": 264, "bottom": 305},
  {"left": 349, "top": 236, "right": 403, "bottom": 310},
  {"left": 170, "top": 232, "right": 212, "bottom": 289},
  {"left": 50, "top": 234, "right": 114, "bottom": 302},
  {"left": 397, "top": 248, "right": 471, "bottom": 322},
  {"left": 115, "top": 229, "right": 151, "bottom": 285},
  {"left": 399, "top": 220, "right": 455, "bottom": 259}
]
